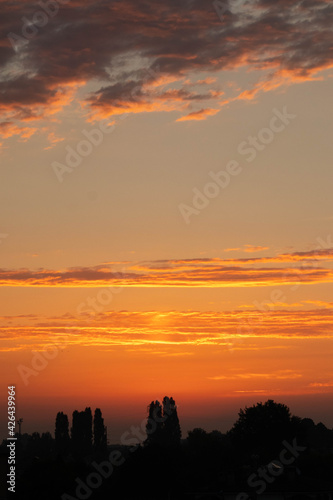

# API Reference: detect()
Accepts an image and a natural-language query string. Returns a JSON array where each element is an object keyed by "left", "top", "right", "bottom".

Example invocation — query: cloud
[
  {"left": 208, "top": 370, "right": 302, "bottom": 381},
  {"left": 244, "top": 245, "right": 270, "bottom": 252},
  {"left": 224, "top": 245, "right": 270, "bottom": 253},
  {"left": 1, "top": 308, "right": 332, "bottom": 352},
  {"left": 234, "top": 390, "right": 268, "bottom": 393},
  {"left": 0, "top": 121, "right": 37, "bottom": 141},
  {"left": 0, "top": 264, "right": 332, "bottom": 287},
  {"left": 1, "top": 246, "right": 333, "bottom": 287},
  {"left": 43, "top": 132, "right": 65, "bottom": 150},
  {"left": 1, "top": 0, "right": 333, "bottom": 139},
  {"left": 176, "top": 108, "right": 220, "bottom": 122},
  {"left": 309, "top": 382, "right": 333, "bottom": 388}
]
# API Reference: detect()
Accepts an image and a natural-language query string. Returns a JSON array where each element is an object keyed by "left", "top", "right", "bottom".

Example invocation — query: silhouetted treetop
[
  {"left": 93, "top": 408, "right": 107, "bottom": 452},
  {"left": 55, "top": 412, "right": 69, "bottom": 454},
  {"left": 231, "top": 399, "right": 291, "bottom": 435},
  {"left": 146, "top": 396, "right": 181, "bottom": 447},
  {"left": 229, "top": 399, "right": 296, "bottom": 460},
  {"left": 71, "top": 407, "right": 93, "bottom": 456},
  {"left": 55, "top": 412, "right": 69, "bottom": 441}
]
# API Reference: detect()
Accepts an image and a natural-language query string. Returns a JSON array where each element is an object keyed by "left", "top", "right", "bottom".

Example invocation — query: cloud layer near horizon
[
  {"left": 1, "top": 0, "right": 333, "bottom": 142},
  {"left": 1, "top": 248, "right": 333, "bottom": 287},
  {"left": 1, "top": 308, "right": 333, "bottom": 353}
]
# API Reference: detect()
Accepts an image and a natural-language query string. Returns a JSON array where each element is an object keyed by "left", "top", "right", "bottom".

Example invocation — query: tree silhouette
[
  {"left": 93, "top": 408, "right": 107, "bottom": 452},
  {"left": 146, "top": 396, "right": 181, "bottom": 447},
  {"left": 163, "top": 396, "right": 181, "bottom": 446},
  {"left": 146, "top": 400, "right": 164, "bottom": 446},
  {"left": 229, "top": 399, "right": 295, "bottom": 460},
  {"left": 3, "top": 399, "right": 333, "bottom": 499},
  {"left": 55, "top": 412, "right": 69, "bottom": 454},
  {"left": 71, "top": 407, "right": 92, "bottom": 456}
]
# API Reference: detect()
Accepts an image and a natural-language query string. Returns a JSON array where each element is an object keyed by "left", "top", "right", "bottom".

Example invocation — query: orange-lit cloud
[
  {"left": 303, "top": 300, "right": 333, "bottom": 308},
  {"left": 1, "top": 308, "right": 332, "bottom": 352},
  {"left": 1, "top": 246, "right": 332, "bottom": 287},
  {"left": 0, "top": 121, "right": 37, "bottom": 141},
  {"left": 197, "top": 77, "right": 218, "bottom": 85},
  {"left": 208, "top": 370, "right": 303, "bottom": 381},
  {"left": 85, "top": 84, "right": 222, "bottom": 122},
  {"left": 224, "top": 245, "right": 270, "bottom": 253},
  {"left": 0, "top": 264, "right": 332, "bottom": 287},
  {"left": 44, "top": 132, "right": 65, "bottom": 150},
  {"left": 176, "top": 108, "right": 220, "bottom": 122},
  {"left": 1, "top": 0, "right": 332, "bottom": 140},
  {"left": 0, "top": 79, "right": 84, "bottom": 139},
  {"left": 309, "top": 382, "right": 333, "bottom": 388}
]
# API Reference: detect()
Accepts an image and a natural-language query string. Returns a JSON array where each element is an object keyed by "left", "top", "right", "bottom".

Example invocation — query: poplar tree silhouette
[
  {"left": 55, "top": 412, "right": 69, "bottom": 454},
  {"left": 71, "top": 407, "right": 93, "bottom": 456},
  {"left": 146, "top": 400, "right": 164, "bottom": 446},
  {"left": 146, "top": 396, "right": 181, "bottom": 447},
  {"left": 163, "top": 396, "right": 181, "bottom": 447},
  {"left": 93, "top": 408, "right": 107, "bottom": 452}
]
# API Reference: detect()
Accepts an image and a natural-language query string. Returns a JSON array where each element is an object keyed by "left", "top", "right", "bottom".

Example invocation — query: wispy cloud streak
[
  {"left": 1, "top": 308, "right": 332, "bottom": 352},
  {"left": 1, "top": 248, "right": 333, "bottom": 287}
]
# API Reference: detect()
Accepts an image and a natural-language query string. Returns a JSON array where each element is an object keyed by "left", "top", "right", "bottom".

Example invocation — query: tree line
[
  {"left": 2, "top": 398, "right": 333, "bottom": 499},
  {"left": 54, "top": 396, "right": 181, "bottom": 455}
]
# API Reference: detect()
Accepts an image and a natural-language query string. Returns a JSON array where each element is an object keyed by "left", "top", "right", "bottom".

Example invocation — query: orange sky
[
  {"left": 1, "top": 0, "right": 333, "bottom": 441},
  {"left": 1, "top": 302, "right": 333, "bottom": 440}
]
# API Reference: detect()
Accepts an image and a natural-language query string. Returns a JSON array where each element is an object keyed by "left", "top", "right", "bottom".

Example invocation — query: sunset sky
[{"left": 1, "top": 0, "right": 333, "bottom": 442}]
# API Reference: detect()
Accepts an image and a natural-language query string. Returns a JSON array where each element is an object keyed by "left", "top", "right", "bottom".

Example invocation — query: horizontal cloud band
[
  {"left": 1, "top": 247, "right": 333, "bottom": 287},
  {"left": 1, "top": 308, "right": 332, "bottom": 352}
]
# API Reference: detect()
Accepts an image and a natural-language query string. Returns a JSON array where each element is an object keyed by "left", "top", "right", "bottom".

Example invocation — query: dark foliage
[{"left": 2, "top": 399, "right": 332, "bottom": 500}]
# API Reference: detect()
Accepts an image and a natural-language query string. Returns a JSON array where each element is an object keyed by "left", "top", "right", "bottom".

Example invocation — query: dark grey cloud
[{"left": 0, "top": 0, "right": 332, "bottom": 134}]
